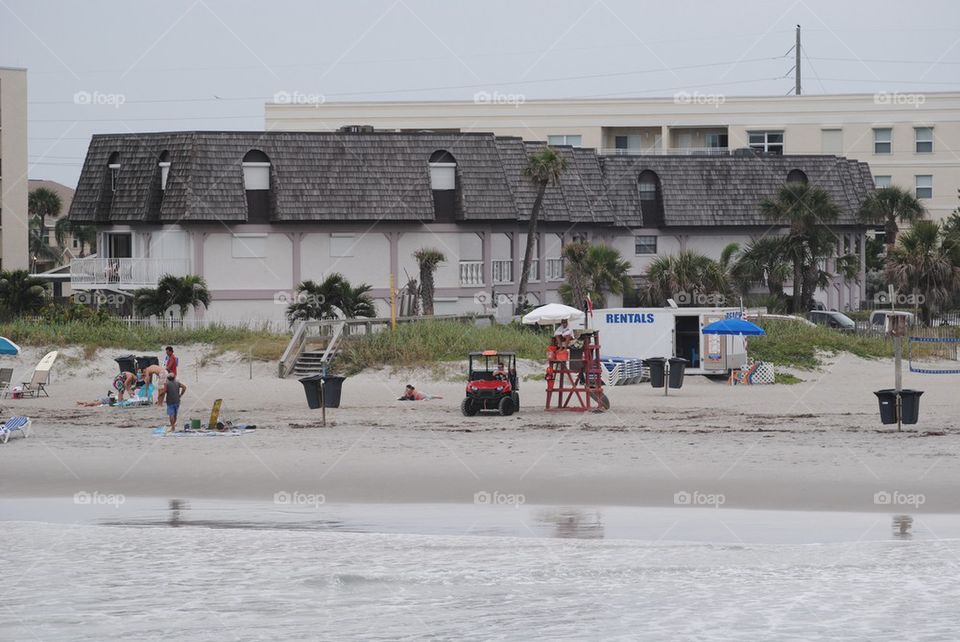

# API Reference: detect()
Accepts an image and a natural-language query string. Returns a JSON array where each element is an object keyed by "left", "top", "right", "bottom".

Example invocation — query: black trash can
[
  {"left": 668, "top": 358, "right": 688, "bottom": 389},
  {"left": 299, "top": 374, "right": 324, "bottom": 410},
  {"left": 646, "top": 357, "right": 667, "bottom": 388},
  {"left": 899, "top": 389, "right": 924, "bottom": 425},
  {"left": 115, "top": 354, "right": 136, "bottom": 375},
  {"left": 136, "top": 355, "right": 160, "bottom": 371},
  {"left": 320, "top": 375, "right": 346, "bottom": 408},
  {"left": 873, "top": 389, "right": 899, "bottom": 425}
]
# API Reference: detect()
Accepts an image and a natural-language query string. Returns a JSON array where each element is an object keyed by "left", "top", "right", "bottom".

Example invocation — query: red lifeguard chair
[{"left": 546, "top": 330, "right": 609, "bottom": 412}]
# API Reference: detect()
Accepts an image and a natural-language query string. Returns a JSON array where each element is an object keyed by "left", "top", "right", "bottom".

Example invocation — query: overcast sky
[{"left": 3, "top": 0, "right": 959, "bottom": 186}]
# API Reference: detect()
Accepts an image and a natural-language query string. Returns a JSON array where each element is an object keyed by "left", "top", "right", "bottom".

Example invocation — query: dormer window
[
  {"left": 108, "top": 152, "right": 121, "bottom": 192},
  {"left": 242, "top": 149, "right": 271, "bottom": 190},
  {"left": 637, "top": 170, "right": 664, "bottom": 227},
  {"left": 787, "top": 169, "right": 808, "bottom": 184},
  {"left": 429, "top": 150, "right": 457, "bottom": 222},
  {"left": 158, "top": 150, "right": 171, "bottom": 191},
  {"left": 242, "top": 149, "right": 271, "bottom": 222}
]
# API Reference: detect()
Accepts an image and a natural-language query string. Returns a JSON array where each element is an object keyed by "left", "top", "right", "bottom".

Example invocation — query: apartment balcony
[
  {"left": 70, "top": 257, "right": 191, "bottom": 289},
  {"left": 459, "top": 260, "right": 484, "bottom": 287},
  {"left": 599, "top": 147, "right": 729, "bottom": 156},
  {"left": 492, "top": 260, "right": 513, "bottom": 284}
]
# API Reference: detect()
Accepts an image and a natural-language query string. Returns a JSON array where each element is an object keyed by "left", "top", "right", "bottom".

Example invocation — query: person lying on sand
[
  {"left": 77, "top": 392, "right": 117, "bottom": 407},
  {"left": 398, "top": 384, "right": 442, "bottom": 401}
]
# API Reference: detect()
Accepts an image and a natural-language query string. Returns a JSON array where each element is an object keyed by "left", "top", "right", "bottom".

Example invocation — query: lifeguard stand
[{"left": 546, "top": 331, "right": 608, "bottom": 411}]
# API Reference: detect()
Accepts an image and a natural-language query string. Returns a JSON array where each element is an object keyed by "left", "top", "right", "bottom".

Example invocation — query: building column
[
  {"left": 481, "top": 230, "right": 491, "bottom": 289},
  {"left": 191, "top": 231, "right": 208, "bottom": 278},
  {"left": 510, "top": 231, "right": 520, "bottom": 291},
  {"left": 659, "top": 125, "right": 670, "bottom": 152},
  {"left": 286, "top": 232, "right": 304, "bottom": 288}
]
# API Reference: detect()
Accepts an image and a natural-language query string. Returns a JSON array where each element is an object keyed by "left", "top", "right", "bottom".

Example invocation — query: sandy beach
[{"left": 1, "top": 345, "right": 956, "bottom": 513}]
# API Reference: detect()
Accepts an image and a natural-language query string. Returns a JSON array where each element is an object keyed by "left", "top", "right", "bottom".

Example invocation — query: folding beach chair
[
  {"left": 22, "top": 351, "right": 58, "bottom": 398},
  {"left": 0, "top": 368, "right": 13, "bottom": 399},
  {"left": 0, "top": 416, "right": 30, "bottom": 443}
]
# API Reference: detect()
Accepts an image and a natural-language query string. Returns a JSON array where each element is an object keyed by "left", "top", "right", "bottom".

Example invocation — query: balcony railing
[
  {"left": 600, "top": 147, "right": 729, "bottom": 156},
  {"left": 459, "top": 260, "right": 484, "bottom": 287},
  {"left": 70, "top": 257, "right": 191, "bottom": 288},
  {"left": 546, "top": 258, "right": 564, "bottom": 281},
  {"left": 492, "top": 260, "right": 513, "bottom": 284}
]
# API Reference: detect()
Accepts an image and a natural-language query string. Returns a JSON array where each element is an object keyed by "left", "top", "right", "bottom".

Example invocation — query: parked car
[
  {"left": 806, "top": 310, "right": 856, "bottom": 330},
  {"left": 870, "top": 310, "right": 915, "bottom": 329}
]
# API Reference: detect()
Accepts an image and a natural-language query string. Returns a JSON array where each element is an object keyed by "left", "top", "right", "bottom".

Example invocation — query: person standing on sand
[
  {"left": 164, "top": 346, "right": 179, "bottom": 378},
  {"left": 158, "top": 373, "right": 187, "bottom": 432}
]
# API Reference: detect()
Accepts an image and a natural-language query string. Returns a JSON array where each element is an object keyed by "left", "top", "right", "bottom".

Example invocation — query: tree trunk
[
  {"left": 517, "top": 181, "right": 547, "bottom": 313},
  {"left": 885, "top": 216, "right": 898, "bottom": 253},
  {"left": 791, "top": 257, "right": 803, "bottom": 314},
  {"left": 420, "top": 266, "right": 435, "bottom": 316}
]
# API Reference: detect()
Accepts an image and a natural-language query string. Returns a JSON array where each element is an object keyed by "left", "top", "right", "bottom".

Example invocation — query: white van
[{"left": 591, "top": 308, "right": 750, "bottom": 375}]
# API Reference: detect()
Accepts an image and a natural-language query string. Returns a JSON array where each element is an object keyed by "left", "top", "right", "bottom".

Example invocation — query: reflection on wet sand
[{"left": 535, "top": 508, "right": 605, "bottom": 539}]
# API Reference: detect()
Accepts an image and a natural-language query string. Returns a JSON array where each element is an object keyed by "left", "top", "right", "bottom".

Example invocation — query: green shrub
[{"left": 750, "top": 320, "right": 891, "bottom": 369}]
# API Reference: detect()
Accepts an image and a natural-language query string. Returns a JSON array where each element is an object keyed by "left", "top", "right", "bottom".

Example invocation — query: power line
[{"left": 28, "top": 55, "right": 787, "bottom": 111}]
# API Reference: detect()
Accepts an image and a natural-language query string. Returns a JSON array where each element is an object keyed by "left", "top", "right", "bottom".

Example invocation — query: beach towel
[{"left": 152, "top": 424, "right": 256, "bottom": 437}]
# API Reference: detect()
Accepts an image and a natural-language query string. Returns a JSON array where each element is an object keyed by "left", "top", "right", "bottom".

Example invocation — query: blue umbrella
[
  {"left": 702, "top": 318, "right": 766, "bottom": 336},
  {"left": 0, "top": 337, "right": 21, "bottom": 356}
]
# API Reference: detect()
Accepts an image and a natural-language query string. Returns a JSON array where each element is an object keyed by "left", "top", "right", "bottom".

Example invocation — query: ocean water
[{"left": 1, "top": 500, "right": 958, "bottom": 641}]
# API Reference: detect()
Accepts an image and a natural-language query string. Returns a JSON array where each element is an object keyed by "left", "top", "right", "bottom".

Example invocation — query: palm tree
[
  {"left": 885, "top": 220, "right": 960, "bottom": 325},
  {"left": 156, "top": 274, "right": 211, "bottom": 319},
  {"left": 29, "top": 216, "right": 61, "bottom": 270},
  {"left": 133, "top": 287, "right": 170, "bottom": 318},
  {"left": 517, "top": 146, "right": 569, "bottom": 311},
  {"left": 28, "top": 187, "right": 62, "bottom": 247},
  {"left": 286, "top": 273, "right": 376, "bottom": 322},
  {"left": 730, "top": 236, "right": 791, "bottom": 300},
  {"left": 642, "top": 250, "right": 726, "bottom": 305},
  {"left": 858, "top": 186, "right": 926, "bottom": 250},
  {"left": 759, "top": 183, "right": 843, "bottom": 312},
  {"left": 0, "top": 270, "right": 47, "bottom": 317},
  {"left": 413, "top": 248, "right": 445, "bottom": 316},
  {"left": 54, "top": 218, "right": 98, "bottom": 258},
  {"left": 559, "top": 242, "right": 634, "bottom": 308}
]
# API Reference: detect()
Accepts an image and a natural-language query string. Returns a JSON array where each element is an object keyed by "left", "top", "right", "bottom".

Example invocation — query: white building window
[
  {"left": 873, "top": 175, "right": 892, "bottom": 188},
  {"left": 748, "top": 131, "right": 783, "bottom": 154},
  {"left": 330, "top": 233, "right": 355, "bottom": 258},
  {"left": 915, "top": 127, "right": 933, "bottom": 153},
  {"left": 615, "top": 135, "right": 641, "bottom": 153},
  {"left": 231, "top": 234, "right": 266, "bottom": 258},
  {"left": 915, "top": 175, "right": 933, "bottom": 199},
  {"left": 242, "top": 150, "right": 271, "bottom": 190},
  {"left": 873, "top": 128, "right": 892, "bottom": 154},
  {"left": 547, "top": 135, "right": 582, "bottom": 147},
  {"left": 635, "top": 235, "right": 657, "bottom": 255}
]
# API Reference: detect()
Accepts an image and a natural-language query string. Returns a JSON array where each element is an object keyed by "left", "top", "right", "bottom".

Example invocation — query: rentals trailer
[{"left": 591, "top": 308, "right": 749, "bottom": 375}]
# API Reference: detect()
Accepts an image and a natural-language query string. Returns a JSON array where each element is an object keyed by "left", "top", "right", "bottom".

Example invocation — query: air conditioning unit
[{"left": 338, "top": 125, "right": 375, "bottom": 133}]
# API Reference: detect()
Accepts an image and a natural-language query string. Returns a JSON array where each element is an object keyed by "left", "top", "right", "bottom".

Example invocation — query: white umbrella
[{"left": 521, "top": 303, "right": 586, "bottom": 326}]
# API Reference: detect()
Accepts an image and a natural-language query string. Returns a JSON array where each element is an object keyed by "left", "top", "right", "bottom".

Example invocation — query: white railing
[
  {"left": 492, "top": 260, "right": 513, "bottom": 284},
  {"left": 459, "top": 260, "right": 484, "bottom": 286},
  {"left": 546, "top": 258, "right": 564, "bottom": 281},
  {"left": 599, "top": 147, "right": 729, "bottom": 156},
  {"left": 70, "top": 257, "right": 191, "bottom": 288}
]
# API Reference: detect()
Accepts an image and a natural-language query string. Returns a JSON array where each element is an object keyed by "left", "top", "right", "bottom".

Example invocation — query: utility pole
[{"left": 795, "top": 25, "right": 802, "bottom": 96}]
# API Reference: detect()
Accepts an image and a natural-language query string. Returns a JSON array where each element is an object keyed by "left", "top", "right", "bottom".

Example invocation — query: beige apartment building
[
  {"left": 0, "top": 67, "right": 28, "bottom": 271},
  {"left": 267, "top": 92, "right": 960, "bottom": 223}
]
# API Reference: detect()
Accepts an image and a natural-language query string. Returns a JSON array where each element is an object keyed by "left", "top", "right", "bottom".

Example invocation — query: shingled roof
[
  {"left": 69, "top": 131, "right": 872, "bottom": 227},
  {"left": 601, "top": 153, "right": 874, "bottom": 227}
]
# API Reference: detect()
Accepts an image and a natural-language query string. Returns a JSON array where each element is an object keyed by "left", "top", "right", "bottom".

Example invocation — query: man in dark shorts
[{"left": 158, "top": 373, "right": 187, "bottom": 432}]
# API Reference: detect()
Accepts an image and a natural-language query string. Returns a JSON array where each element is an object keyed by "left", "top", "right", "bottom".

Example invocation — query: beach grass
[
  {"left": 0, "top": 319, "right": 289, "bottom": 361},
  {"left": 337, "top": 320, "right": 548, "bottom": 373},
  {"left": 751, "top": 320, "right": 891, "bottom": 369}
]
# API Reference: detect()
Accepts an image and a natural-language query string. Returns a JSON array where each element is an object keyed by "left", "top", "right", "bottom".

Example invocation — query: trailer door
[{"left": 674, "top": 315, "right": 701, "bottom": 368}]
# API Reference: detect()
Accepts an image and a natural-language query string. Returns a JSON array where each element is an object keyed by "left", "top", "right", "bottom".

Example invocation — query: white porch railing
[
  {"left": 459, "top": 261, "right": 484, "bottom": 286},
  {"left": 546, "top": 258, "right": 564, "bottom": 281},
  {"left": 599, "top": 147, "right": 729, "bottom": 156},
  {"left": 492, "top": 260, "right": 513, "bottom": 284},
  {"left": 70, "top": 257, "right": 191, "bottom": 288}
]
